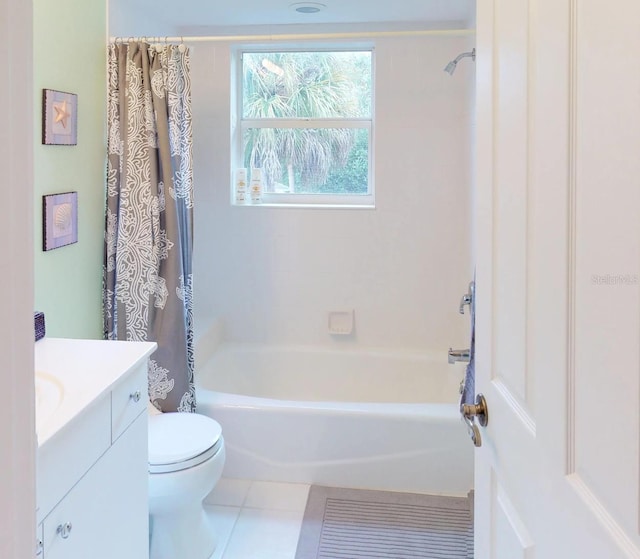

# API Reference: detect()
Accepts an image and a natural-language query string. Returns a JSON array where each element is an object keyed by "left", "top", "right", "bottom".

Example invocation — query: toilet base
[
  {"left": 147, "top": 418, "right": 225, "bottom": 559},
  {"left": 150, "top": 505, "right": 216, "bottom": 559}
]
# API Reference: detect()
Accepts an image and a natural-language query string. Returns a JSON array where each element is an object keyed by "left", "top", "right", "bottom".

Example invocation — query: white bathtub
[{"left": 196, "top": 344, "right": 474, "bottom": 496}]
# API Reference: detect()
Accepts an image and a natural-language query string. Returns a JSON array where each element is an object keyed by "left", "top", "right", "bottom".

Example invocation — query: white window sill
[{"left": 231, "top": 202, "right": 376, "bottom": 210}]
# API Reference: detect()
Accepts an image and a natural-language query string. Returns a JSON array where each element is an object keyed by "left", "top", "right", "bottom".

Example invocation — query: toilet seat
[{"left": 149, "top": 413, "right": 223, "bottom": 474}]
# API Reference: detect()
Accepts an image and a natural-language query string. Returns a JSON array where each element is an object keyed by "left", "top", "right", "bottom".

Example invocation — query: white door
[{"left": 474, "top": 0, "right": 640, "bottom": 557}]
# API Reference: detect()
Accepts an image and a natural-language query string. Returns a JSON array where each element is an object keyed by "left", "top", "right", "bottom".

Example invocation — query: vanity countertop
[{"left": 35, "top": 338, "right": 156, "bottom": 449}]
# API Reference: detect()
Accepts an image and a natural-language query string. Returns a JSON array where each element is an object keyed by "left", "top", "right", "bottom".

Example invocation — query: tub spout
[{"left": 448, "top": 348, "right": 470, "bottom": 364}]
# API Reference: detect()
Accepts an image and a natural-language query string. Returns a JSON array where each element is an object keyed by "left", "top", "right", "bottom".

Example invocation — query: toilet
[{"left": 148, "top": 406, "right": 226, "bottom": 559}]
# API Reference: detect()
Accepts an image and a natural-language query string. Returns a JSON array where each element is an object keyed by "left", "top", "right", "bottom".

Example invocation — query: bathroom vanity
[{"left": 35, "top": 338, "right": 156, "bottom": 559}]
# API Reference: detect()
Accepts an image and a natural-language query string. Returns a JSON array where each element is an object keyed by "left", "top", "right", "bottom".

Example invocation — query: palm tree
[{"left": 242, "top": 51, "right": 369, "bottom": 193}]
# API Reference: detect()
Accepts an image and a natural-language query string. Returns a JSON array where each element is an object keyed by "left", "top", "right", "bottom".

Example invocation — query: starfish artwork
[
  {"left": 43, "top": 89, "right": 77, "bottom": 145},
  {"left": 53, "top": 100, "right": 71, "bottom": 128}
]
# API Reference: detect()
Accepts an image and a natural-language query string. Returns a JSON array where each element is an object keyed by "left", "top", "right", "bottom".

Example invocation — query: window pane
[
  {"left": 243, "top": 127, "right": 369, "bottom": 195},
  {"left": 242, "top": 51, "right": 372, "bottom": 119}
]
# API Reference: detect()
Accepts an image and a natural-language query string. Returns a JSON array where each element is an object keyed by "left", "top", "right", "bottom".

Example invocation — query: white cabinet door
[
  {"left": 475, "top": 0, "right": 640, "bottom": 556},
  {"left": 43, "top": 414, "right": 148, "bottom": 559}
]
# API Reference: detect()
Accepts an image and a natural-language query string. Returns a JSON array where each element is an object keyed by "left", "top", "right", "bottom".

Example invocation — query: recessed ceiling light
[{"left": 290, "top": 2, "right": 327, "bottom": 14}]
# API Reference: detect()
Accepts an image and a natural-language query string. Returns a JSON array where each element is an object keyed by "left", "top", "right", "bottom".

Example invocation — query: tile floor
[{"left": 205, "top": 478, "right": 311, "bottom": 559}]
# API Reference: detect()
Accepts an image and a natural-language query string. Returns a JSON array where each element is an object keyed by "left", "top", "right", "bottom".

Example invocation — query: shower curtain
[{"left": 103, "top": 42, "right": 195, "bottom": 412}]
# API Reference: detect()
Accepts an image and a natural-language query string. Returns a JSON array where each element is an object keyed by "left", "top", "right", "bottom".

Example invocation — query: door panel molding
[
  {"left": 568, "top": 475, "right": 640, "bottom": 554},
  {"left": 492, "top": 479, "right": 535, "bottom": 558},
  {"left": 492, "top": 378, "right": 536, "bottom": 436}
]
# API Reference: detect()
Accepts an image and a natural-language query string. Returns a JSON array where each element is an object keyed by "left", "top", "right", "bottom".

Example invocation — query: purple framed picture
[
  {"left": 42, "top": 89, "right": 78, "bottom": 145},
  {"left": 43, "top": 192, "right": 78, "bottom": 251}
]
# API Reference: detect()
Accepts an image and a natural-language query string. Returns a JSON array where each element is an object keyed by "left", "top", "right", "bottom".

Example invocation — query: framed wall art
[
  {"left": 43, "top": 192, "right": 78, "bottom": 251},
  {"left": 42, "top": 89, "right": 78, "bottom": 145}
]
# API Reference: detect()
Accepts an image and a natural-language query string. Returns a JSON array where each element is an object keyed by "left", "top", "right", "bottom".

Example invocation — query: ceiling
[{"left": 109, "top": 0, "right": 476, "bottom": 38}]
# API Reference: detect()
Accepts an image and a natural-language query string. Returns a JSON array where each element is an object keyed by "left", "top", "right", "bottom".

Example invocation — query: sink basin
[{"left": 35, "top": 370, "right": 64, "bottom": 432}]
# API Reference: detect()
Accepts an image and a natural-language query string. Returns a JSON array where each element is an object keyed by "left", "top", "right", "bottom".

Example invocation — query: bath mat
[{"left": 295, "top": 485, "right": 473, "bottom": 559}]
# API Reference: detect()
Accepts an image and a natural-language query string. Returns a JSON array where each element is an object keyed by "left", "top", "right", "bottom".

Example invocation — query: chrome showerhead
[
  {"left": 444, "top": 48, "right": 476, "bottom": 75},
  {"left": 444, "top": 60, "right": 457, "bottom": 75}
]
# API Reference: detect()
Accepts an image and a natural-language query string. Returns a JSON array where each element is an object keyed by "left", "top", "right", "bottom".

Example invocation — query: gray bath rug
[{"left": 295, "top": 485, "right": 473, "bottom": 559}]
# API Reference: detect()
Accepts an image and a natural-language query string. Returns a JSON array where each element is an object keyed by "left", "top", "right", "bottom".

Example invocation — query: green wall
[{"left": 33, "top": 0, "right": 106, "bottom": 339}]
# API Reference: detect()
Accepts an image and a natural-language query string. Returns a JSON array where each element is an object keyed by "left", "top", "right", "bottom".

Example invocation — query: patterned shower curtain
[{"left": 103, "top": 42, "right": 195, "bottom": 412}]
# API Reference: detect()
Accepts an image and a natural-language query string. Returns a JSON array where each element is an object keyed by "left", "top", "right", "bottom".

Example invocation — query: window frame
[{"left": 233, "top": 46, "right": 375, "bottom": 208}]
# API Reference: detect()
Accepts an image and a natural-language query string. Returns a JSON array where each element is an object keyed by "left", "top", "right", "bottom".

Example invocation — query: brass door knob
[
  {"left": 462, "top": 394, "right": 488, "bottom": 427},
  {"left": 460, "top": 394, "right": 488, "bottom": 447}
]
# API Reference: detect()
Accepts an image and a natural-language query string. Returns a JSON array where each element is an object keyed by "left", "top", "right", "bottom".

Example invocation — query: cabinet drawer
[{"left": 112, "top": 362, "right": 147, "bottom": 441}]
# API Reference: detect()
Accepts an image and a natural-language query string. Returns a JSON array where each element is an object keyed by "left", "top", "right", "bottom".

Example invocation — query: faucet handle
[
  {"left": 459, "top": 293, "right": 472, "bottom": 314},
  {"left": 459, "top": 281, "right": 475, "bottom": 314}
]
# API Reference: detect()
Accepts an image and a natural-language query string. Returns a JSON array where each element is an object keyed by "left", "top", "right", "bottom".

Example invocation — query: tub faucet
[{"left": 448, "top": 348, "right": 471, "bottom": 364}]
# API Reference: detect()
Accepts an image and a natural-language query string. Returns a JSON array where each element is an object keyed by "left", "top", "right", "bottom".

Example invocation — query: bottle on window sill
[
  {"left": 235, "top": 168, "right": 247, "bottom": 205},
  {"left": 250, "top": 168, "right": 262, "bottom": 204}
]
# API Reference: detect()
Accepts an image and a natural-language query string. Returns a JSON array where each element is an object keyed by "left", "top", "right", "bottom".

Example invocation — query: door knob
[
  {"left": 462, "top": 394, "right": 488, "bottom": 427},
  {"left": 460, "top": 393, "right": 488, "bottom": 447}
]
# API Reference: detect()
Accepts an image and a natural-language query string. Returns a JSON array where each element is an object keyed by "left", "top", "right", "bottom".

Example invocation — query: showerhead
[
  {"left": 444, "top": 48, "right": 476, "bottom": 75},
  {"left": 444, "top": 61, "right": 457, "bottom": 75}
]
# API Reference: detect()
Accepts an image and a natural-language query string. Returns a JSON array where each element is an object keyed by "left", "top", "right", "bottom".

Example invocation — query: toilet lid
[{"left": 148, "top": 413, "right": 222, "bottom": 468}]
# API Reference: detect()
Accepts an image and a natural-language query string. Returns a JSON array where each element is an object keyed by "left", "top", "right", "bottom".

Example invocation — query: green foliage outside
[
  {"left": 318, "top": 129, "right": 369, "bottom": 194},
  {"left": 242, "top": 51, "right": 371, "bottom": 194}
]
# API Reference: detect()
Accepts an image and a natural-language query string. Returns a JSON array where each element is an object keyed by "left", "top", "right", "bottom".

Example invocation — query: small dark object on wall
[{"left": 35, "top": 312, "right": 46, "bottom": 342}]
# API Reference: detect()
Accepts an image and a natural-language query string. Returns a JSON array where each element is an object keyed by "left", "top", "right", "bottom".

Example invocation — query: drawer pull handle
[
  {"left": 57, "top": 522, "right": 72, "bottom": 539},
  {"left": 130, "top": 391, "right": 141, "bottom": 403},
  {"left": 36, "top": 539, "right": 43, "bottom": 556}
]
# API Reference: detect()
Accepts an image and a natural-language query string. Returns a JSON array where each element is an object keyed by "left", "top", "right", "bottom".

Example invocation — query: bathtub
[{"left": 196, "top": 344, "right": 474, "bottom": 496}]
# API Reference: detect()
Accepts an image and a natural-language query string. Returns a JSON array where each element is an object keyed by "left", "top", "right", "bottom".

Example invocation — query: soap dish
[{"left": 328, "top": 310, "right": 354, "bottom": 335}]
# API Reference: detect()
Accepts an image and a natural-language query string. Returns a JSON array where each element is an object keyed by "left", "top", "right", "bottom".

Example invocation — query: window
[{"left": 234, "top": 49, "right": 374, "bottom": 206}]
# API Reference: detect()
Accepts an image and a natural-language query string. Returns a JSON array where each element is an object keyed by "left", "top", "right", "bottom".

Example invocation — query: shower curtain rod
[{"left": 109, "top": 28, "right": 475, "bottom": 44}]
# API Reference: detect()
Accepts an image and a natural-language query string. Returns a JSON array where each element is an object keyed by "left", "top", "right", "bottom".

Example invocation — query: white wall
[{"left": 192, "top": 33, "right": 474, "bottom": 353}]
